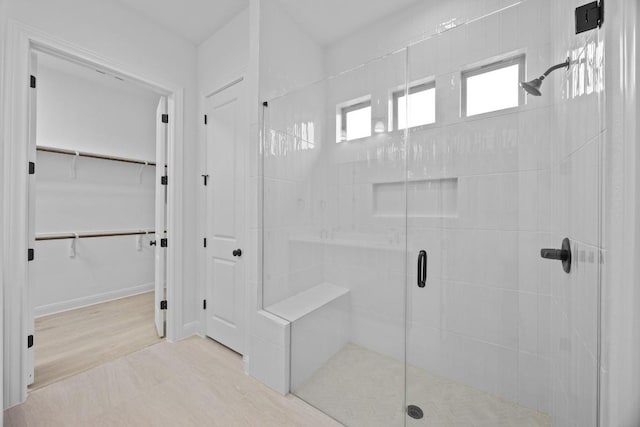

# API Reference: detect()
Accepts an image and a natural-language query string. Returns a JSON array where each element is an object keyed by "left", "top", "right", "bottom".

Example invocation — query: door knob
[
  {"left": 540, "top": 237, "right": 571, "bottom": 273},
  {"left": 232, "top": 249, "right": 242, "bottom": 257}
]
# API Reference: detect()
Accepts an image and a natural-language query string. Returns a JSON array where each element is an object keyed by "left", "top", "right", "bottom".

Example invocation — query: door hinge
[
  {"left": 203, "top": 299, "right": 207, "bottom": 310},
  {"left": 575, "top": 1, "right": 603, "bottom": 34},
  {"left": 161, "top": 176, "right": 168, "bottom": 185},
  {"left": 30, "top": 75, "right": 36, "bottom": 88},
  {"left": 29, "top": 161, "right": 35, "bottom": 175},
  {"left": 204, "top": 115, "right": 208, "bottom": 125},
  {"left": 160, "top": 238, "right": 168, "bottom": 248},
  {"left": 28, "top": 248, "right": 34, "bottom": 261},
  {"left": 160, "top": 300, "right": 167, "bottom": 310},
  {"left": 27, "top": 335, "right": 34, "bottom": 348},
  {"left": 203, "top": 237, "right": 207, "bottom": 248},
  {"left": 161, "top": 114, "right": 169, "bottom": 124}
]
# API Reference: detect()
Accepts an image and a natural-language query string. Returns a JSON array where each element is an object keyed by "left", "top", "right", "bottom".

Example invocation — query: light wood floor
[
  {"left": 30, "top": 291, "right": 163, "bottom": 390},
  {"left": 5, "top": 337, "right": 342, "bottom": 427}
]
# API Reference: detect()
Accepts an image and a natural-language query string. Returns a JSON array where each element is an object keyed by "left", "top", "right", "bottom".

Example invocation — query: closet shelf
[
  {"left": 36, "top": 145, "right": 156, "bottom": 166},
  {"left": 36, "top": 229, "right": 156, "bottom": 241}
]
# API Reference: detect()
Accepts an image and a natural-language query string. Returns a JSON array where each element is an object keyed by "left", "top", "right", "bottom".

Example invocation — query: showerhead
[
  {"left": 520, "top": 77, "right": 544, "bottom": 96},
  {"left": 520, "top": 57, "right": 571, "bottom": 97}
]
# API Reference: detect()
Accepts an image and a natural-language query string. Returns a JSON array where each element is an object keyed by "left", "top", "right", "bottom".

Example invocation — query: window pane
[
  {"left": 398, "top": 87, "right": 435, "bottom": 130},
  {"left": 465, "top": 63, "right": 520, "bottom": 116},
  {"left": 346, "top": 105, "right": 371, "bottom": 140}
]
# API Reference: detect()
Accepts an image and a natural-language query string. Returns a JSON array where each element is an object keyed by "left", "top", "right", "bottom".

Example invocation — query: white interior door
[
  {"left": 154, "top": 96, "right": 168, "bottom": 338},
  {"left": 205, "top": 80, "right": 246, "bottom": 354},
  {"left": 26, "top": 51, "right": 38, "bottom": 386}
]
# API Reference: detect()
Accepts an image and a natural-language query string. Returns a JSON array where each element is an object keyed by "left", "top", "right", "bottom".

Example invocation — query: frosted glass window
[
  {"left": 394, "top": 83, "right": 436, "bottom": 130},
  {"left": 339, "top": 101, "right": 371, "bottom": 142},
  {"left": 462, "top": 55, "right": 525, "bottom": 117}
]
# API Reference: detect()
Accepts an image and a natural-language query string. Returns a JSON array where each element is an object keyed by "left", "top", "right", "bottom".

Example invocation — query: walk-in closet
[{"left": 28, "top": 51, "right": 167, "bottom": 389}]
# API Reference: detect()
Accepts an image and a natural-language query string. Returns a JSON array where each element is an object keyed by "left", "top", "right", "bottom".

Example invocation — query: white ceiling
[
  {"left": 114, "top": 0, "right": 249, "bottom": 45},
  {"left": 275, "top": 0, "right": 423, "bottom": 46},
  {"left": 111, "top": 0, "right": 421, "bottom": 47}
]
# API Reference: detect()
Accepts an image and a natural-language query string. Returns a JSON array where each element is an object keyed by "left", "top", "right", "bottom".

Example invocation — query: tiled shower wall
[{"left": 261, "top": 0, "right": 602, "bottom": 423}]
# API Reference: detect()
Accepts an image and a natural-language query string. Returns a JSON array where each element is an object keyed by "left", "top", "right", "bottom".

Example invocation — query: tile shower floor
[{"left": 294, "top": 343, "right": 551, "bottom": 427}]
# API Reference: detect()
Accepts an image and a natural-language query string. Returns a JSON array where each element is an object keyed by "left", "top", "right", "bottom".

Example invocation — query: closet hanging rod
[
  {"left": 36, "top": 146, "right": 156, "bottom": 166},
  {"left": 36, "top": 229, "right": 156, "bottom": 241}
]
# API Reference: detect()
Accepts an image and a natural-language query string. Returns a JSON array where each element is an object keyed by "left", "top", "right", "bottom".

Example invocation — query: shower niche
[
  {"left": 373, "top": 178, "right": 458, "bottom": 218},
  {"left": 260, "top": 0, "right": 603, "bottom": 425}
]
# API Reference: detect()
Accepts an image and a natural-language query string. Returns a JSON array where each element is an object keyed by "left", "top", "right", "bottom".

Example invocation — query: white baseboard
[
  {"left": 35, "top": 282, "right": 155, "bottom": 318},
  {"left": 180, "top": 321, "right": 201, "bottom": 340}
]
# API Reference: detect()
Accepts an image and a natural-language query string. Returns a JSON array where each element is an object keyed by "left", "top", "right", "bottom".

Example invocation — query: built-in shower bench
[
  {"left": 265, "top": 282, "right": 350, "bottom": 391},
  {"left": 265, "top": 282, "right": 349, "bottom": 322}
]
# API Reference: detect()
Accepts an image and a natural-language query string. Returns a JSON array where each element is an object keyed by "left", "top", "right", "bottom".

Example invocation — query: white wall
[
  {"left": 258, "top": 0, "right": 325, "bottom": 101},
  {"left": 37, "top": 58, "right": 159, "bottom": 159},
  {"left": 197, "top": 9, "right": 250, "bottom": 94},
  {"left": 33, "top": 58, "right": 158, "bottom": 316},
  {"left": 34, "top": 150, "right": 156, "bottom": 315},
  {"left": 325, "top": 0, "right": 533, "bottom": 76},
  {"left": 0, "top": 0, "right": 198, "bottom": 408},
  {"left": 600, "top": 0, "right": 640, "bottom": 426}
]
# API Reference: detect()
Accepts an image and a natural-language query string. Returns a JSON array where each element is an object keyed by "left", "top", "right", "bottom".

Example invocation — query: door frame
[{"left": 1, "top": 20, "right": 185, "bottom": 408}]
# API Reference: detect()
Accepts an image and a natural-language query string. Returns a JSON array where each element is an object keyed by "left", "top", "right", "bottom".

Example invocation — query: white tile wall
[{"left": 247, "top": 310, "right": 290, "bottom": 394}]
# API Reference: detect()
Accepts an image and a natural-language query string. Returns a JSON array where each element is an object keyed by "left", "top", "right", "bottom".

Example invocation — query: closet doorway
[{"left": 25, "top": 51, "right": 168, "bottom": 390}]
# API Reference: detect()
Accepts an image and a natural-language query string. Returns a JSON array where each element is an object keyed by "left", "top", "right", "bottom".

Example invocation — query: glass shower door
[
  {"left": 262, "top": 49, "right": 409, "bottom": 426},
  {"left": 404, "top": 0, "right": 603, "bottom": 425}
]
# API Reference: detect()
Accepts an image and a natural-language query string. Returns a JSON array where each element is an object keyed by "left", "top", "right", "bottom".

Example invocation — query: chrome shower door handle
[{"left": 417, "top": 250, "right": 427, "bottom": 288}]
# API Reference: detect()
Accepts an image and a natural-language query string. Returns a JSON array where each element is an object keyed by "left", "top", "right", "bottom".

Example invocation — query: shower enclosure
[{"left": 261, "top": 0, "right": 603, "bottom": 425}]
